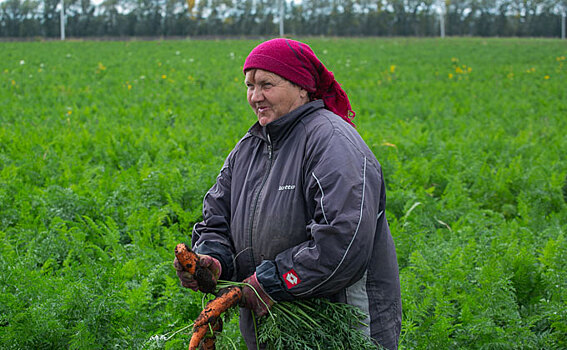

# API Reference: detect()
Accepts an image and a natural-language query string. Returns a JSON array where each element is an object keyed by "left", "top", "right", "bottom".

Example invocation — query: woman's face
[{"left": 245, "top": 69, "right": 309, "bottom": 126}]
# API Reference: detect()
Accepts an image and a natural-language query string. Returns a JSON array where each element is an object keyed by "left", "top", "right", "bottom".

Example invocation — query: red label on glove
[{"left": 283, "top": 269, "right": 301, "bottom": 289}]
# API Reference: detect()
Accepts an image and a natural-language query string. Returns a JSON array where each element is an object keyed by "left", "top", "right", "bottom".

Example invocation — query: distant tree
[
  {"left": 1, "top": 0, "right": 40, "bottom": 36},
  {"left": 163, "top": 0, "right": 189, "bottom": 35},
  {"left": 472, "top": 0, "right": 498, "bottom": 36},
  {"left": 1, "top": 0, "right": 566, "bottom": 38},
  {"left": 39, "top": 0, "right": 61, "bottom": 37},
  {"left": 99, "top": 0, "right": 122, "bottom": 35},
  {"left": 359, "top": 0, "right": 392, "bottom": 36},
  {"left": 232, "top": 0, "right": 256, "bottom": 35},
  {"left": 66, "top": 0, "right": 96, "bottom": 36}
]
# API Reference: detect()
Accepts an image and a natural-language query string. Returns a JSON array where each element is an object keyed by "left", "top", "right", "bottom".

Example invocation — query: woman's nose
[{"left": 250, "top": 87, "right": 264, "bottom": 102}]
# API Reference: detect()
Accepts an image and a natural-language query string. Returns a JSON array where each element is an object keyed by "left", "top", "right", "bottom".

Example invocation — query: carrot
[
  {"left": 189, "top": 309, "right": 225, "bottom": 350},
  {"left": 175, "top": 243, "right": 217, "bottom": 294},
  {"left": 175, "top": 243, "right": 199, "bottom": 274},
  {"left": 175, "top": 245, "right": 241, "bottom": 349},
  {"left": 188, "top": 325, "right": 208, "bottom": 350},
  {"left": 199, "top": 318, "right": 223, "bottom": 350},
  {"left": 199, "top": 337, "right": 216, "bottom": 350},
  {"left": 193, "top": 286, "right": 242, "bottom": 329}
]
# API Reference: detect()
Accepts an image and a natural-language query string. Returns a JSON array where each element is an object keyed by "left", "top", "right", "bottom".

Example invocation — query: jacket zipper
[{"left": 248, "top": 132, "right": 273, "bottom": 269}]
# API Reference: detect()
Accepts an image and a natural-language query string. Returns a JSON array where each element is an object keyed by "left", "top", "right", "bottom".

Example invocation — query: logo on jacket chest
[{"left": 278, "top": 184, "right": 296, "bottom": 191}]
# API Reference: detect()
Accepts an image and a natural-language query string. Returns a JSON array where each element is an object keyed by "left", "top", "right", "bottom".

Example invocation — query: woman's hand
[
  {"left": 240, "top": 272, "right": 274, "bottom": 317},
  {"left": 173, "top": 254, "right": 222, "bottom": 292}
]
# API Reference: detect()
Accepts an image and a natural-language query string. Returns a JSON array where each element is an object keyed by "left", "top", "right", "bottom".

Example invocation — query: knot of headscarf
[{"left": 243, "top": 38, "right": 355, "bottom": 127}]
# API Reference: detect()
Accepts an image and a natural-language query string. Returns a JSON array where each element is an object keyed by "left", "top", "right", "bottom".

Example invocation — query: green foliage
[
  {"left": 1, "top": 38, "right": 566, "bottom": 349},
  {"left": 258, "top": 299, "right": 377, "bottom": 350}
]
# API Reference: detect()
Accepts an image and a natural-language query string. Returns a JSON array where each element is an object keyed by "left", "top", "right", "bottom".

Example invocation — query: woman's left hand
[{"left": 240, "top": 272, "right": 274, "bottom": 317}]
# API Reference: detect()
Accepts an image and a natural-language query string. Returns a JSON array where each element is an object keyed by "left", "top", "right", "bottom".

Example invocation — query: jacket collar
[{"left": 248, "top": 100, "right": 324, "bottom": 144}]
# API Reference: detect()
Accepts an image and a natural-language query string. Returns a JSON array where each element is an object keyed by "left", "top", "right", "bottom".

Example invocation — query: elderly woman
[{"left": 175, "top": 38, "right": 402, "bottom": 349}]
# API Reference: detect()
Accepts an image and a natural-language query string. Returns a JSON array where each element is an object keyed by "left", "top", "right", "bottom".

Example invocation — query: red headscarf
[{"left": 243, "top": 38, "right": 355, "bottom": 127}]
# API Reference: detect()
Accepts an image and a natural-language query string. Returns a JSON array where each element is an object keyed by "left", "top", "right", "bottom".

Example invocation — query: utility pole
[
  {"left": 562, "top": 10, "right": 566, "bottom": 39},
  {"left": 439, "top": 1, "right": 446, "bottom": 38},
  {"left": 60, "top": 0, "right": 65, "bottom": 40},
  {"left": 279, "top": 0, "right": 284, "bottom": 37}
]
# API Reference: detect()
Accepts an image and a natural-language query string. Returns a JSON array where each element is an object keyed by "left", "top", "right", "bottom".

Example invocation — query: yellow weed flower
[
  {"left": 544, "top": 75, "right": 550, "bottom": 80},
  {"left": 162, "top": 75, "right": 167, "bottom": 79},
  {"left": 381, "top": 141, "right": 398, "bottom": 149},
  {"left": 448, "top": 73, "right": 453, "bottom": 79},
  {"left": 98, "top": 62, "right": 106, "bottom": 71},
  {"left": 455, "top": 66, "right": 463, "bottom": 74},
  {"left": 390, "top": 65, "right": 396, "bottom": 73}
]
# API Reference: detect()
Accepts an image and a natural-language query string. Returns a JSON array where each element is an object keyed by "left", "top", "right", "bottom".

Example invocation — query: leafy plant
[
  {"left": 258, "top": 298, "right": 378, "bottom": 350},
  {"left": 1, "top": 38, "right": 565, "bottom": 349}
]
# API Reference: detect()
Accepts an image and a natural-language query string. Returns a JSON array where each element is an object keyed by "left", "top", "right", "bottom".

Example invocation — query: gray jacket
[{"left": 192, "top": 100, "right": 401, "bottom": 349}]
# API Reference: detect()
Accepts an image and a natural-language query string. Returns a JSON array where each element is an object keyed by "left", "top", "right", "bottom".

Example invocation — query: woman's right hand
[{"left": 173, "top": 254, "right": 222, "bottom": 291}]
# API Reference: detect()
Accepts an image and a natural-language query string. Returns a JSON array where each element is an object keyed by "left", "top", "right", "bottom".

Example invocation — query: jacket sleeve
[
  {"left": 191, "top": 151, "right": 236, "bottom": 281},
  {"left": 257, "top": 126, "right": 383, "bottom": 301}
]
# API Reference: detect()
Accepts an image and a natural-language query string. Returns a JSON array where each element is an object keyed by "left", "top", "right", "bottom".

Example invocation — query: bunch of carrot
[
  {"left": 175, "top": 243, "right": 242, "bottom": 350},
  {"left": 176, "top": 243, "right": 377, "bottom": 350}
]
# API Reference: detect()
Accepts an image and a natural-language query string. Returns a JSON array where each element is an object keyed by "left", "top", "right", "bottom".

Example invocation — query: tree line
[{"left": 1, "top": 0, "right": 566, "bottom": 38}]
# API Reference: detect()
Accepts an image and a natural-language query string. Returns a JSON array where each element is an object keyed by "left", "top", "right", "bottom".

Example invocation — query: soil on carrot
[{"left": 175, "top": 243, "right": 217, "bottom": 294}]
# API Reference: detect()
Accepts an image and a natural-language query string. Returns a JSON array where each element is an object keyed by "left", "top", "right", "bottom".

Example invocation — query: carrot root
[
  {"left": 175, "top": 243, "right": 217, "bottom": 294},
  {"left": 176, "top": 244, "right": 241, "bottom": 349},
  {"left": 188, "top": 325, "right": 208, "bottom": 350},
  {"left": 199, "top": 337, "right": 216, "bottom": 350},
  {"left": 189, "top": 315, "right": 223, "bottom": 350},
  {"left": 175, "top": 243, "right": 199, "bottom": 275},
  {"left": 193, "top": 286, "right": 242, "bottom": 328}
]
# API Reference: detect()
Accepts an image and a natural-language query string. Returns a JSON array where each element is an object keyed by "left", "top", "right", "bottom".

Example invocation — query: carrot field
[{"left": 1, "top": 37, "right": 566, "bottom": 349}]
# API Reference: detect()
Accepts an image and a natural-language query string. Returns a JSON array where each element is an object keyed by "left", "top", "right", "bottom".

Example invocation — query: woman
[{"left": 174, "top": 38, "right": 402, "bottom": 349}]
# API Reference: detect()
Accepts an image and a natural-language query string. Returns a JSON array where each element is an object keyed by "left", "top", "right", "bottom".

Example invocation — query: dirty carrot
[
  {"left": 197, "top": 318, "right": 223, "bottom": 350},
  {"left": 175, "top": 243, "right": 217, "bottom": 294},
  {"left": 188, "top": 325, "right": 208, "bottom": 350},
  {"left": 193, "top": 286, "right": 242, "bottom": 329},
  {"left": 199, "top": 336, "right": 216, "bottom": 350},
  {"left": 190, "top": 300, "right": 229, "bottom": 350},
  {"left": 175, "top": 243, "right": 199, "bottom": 274}
]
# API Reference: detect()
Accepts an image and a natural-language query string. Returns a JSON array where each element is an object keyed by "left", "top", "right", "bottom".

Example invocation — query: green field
[{"left": 1, "top": 38, "right": 566, "bottom": 349}]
